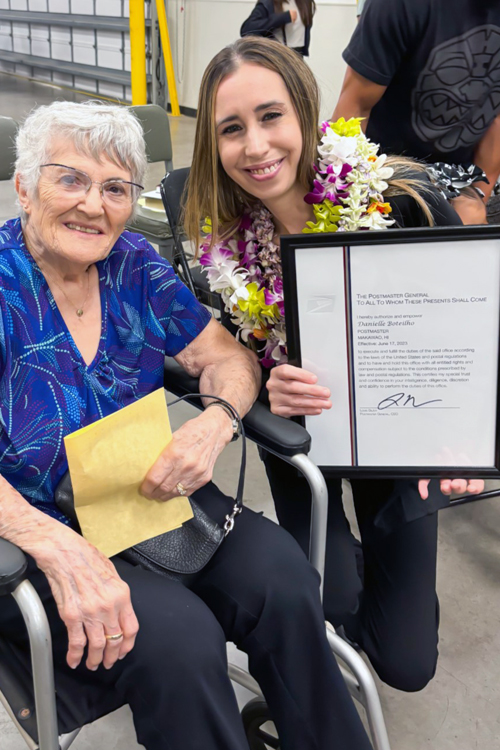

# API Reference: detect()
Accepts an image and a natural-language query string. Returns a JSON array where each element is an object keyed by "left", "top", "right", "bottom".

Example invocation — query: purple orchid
[
  {"left": 199, "top": 205, "right": 287, "bottom": 369},
  {"left": 199, "top": 242, "right": 234, "bottom": 267},
  {"left": 304, "top": 163, "right": 352, "bottom": 205}
]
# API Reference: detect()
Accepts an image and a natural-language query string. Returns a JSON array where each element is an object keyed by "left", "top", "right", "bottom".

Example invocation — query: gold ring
[
  {"left": 176, "top": 482, "right": 187, "bottom": 496},
  {"left": 105, "top": 633, "right": 124, "bottom": 641}
]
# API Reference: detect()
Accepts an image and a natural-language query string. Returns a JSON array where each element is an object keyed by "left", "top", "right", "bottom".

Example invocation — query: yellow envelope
[{"left": 64, "top": 388, "right": 193, "bottom": 558}]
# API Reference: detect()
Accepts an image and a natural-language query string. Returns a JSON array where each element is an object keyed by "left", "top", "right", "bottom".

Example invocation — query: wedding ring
[
  {"left": 105, "top": 633, "right": 124, "bottom": 641},
  {"left": 176, "top": 482, "right": 187, "bottom": 496}
]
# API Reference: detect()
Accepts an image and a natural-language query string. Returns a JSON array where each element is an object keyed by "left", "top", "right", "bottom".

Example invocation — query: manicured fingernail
[
  {"left": 90, "top": 666, "right": 98, "bottom": 671},
  {"left": 119, "top": 654, "right": 126, "bottom": 660}
]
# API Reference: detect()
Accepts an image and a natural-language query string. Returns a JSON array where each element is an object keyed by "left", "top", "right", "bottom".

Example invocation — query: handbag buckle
[{"left": 224, "top": 503, "right": 243, "bottom": 536}]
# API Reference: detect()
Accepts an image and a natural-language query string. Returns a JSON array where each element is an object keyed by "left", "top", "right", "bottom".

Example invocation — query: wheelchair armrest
[
  {"left": 164, "top": 358, "right": 311, "bottom": 456},
  {"left": 0, "top": 537, "right": 28, "bottom": 596}
]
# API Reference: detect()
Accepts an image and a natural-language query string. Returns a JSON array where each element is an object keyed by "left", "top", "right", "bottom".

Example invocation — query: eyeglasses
[{"left": 40, "top": 163, "right": 144, "bottom": 207}]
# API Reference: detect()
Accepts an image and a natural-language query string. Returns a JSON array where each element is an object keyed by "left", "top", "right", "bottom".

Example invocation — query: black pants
[
  {"left": 0, "top": 483, "right": 371, "bottom": 750},
  {"left": 263, "top": 453, "right": 440, "bottom": 692}
]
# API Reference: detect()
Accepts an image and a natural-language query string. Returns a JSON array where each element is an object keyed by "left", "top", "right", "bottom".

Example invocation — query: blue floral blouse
[{"left": 0, "top": 218, "right": 211, "bottom": 524}]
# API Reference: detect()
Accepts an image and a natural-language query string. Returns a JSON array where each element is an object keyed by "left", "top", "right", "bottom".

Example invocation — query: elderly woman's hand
[
  {"left": 141, "top": 407, "right": 234, "bottom": 501},
  {"left": 267, "top": 364, "right": 332, "bottom": 418},
  {"left": 32, "top": 525, "right": 139, "bottom": 671}
]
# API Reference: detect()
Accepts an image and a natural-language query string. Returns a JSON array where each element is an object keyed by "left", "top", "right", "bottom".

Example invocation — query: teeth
[
  {"left": 67, "top": 223, "right": 100, "bottom": 234},
  {"left": 250, "top": 161, "right": 281, "bottom": 175}
]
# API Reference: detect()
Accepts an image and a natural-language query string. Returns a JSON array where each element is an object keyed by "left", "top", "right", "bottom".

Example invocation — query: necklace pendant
[{"left": 76, "top": 308, "right": 84, "bottom": 317}]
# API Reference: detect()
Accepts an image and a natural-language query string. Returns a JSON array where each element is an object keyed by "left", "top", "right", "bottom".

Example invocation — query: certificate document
[{"left": 282, "top": 228, "right": 500, "bottom": 476}]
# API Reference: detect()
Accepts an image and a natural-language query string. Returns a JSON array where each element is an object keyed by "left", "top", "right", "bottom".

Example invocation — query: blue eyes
[{"left": 60, "top": 174, "right": 85, "bottom": 187}]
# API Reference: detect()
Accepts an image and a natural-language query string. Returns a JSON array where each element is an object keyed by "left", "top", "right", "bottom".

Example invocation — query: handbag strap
[{"left": 166, "top": 393, "right": 246, "bottom": 536}]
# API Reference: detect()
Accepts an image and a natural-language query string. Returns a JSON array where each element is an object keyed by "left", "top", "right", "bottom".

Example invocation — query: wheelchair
[
  {"left": 2, "top": 370, "right": 495, "bottom": 749},
  {"left": 0, "top": 369, "right": 391, "bottom": 750},
  {"left": 0, "top": 159, "right": 391, "bottom": 750},
  {"left": 2, "top": 105, "right": 497, "bottom": 750},
  {"left": 3, "top": 166, "right": 497, "bottom": 750}
]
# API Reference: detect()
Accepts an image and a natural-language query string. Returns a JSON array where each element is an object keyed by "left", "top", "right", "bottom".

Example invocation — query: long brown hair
[
  {"left": 274, "top": 0, "right": 316, "bottom": 27},
  {"left": 184, "top": 37, "right": 433, "bottom": 250},
  {"left": 184, "top": 37, "right": 320, "bottom": 250}
]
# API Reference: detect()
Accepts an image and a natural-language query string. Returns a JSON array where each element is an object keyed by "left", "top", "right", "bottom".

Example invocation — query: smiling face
[
  {"left": 17, "top": 140, "right": 134, "bottom": 270},
  {"left": 215, "top": 63, "right": 304, "bottom": 207}
]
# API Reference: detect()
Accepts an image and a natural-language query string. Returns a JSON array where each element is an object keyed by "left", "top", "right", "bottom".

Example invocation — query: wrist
[
  {"left": 25, "top": 521, "right": 76, "bottom": 565},
  {"left": 204, "top": 401, "right": 240, "bottom": 442},
  {"left": 201, "top": 403, "right": 236, "bottom": 444},
  {"left": 0, "top": 483, "right": 88, "bottom": 569},
  {"left": 16, "top": 513, "right": 81, "bottom": 567}
]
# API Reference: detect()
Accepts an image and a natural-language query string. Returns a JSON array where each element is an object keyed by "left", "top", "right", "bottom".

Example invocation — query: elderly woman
[{"left": 0, "top": 101, "right": 372, "bottom": 750}]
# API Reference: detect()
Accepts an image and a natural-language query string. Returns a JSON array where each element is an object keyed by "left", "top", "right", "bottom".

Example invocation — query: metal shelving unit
[{"left": 0, "top": 0, "right": 155, "bottom": 102}]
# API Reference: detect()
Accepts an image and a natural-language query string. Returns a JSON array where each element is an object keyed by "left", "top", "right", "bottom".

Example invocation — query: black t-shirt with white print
[{"left": 343, "top": 0, "right": 500, "bottom": 164}]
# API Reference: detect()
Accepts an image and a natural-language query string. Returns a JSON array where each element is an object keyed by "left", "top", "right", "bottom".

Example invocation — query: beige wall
[{"left": 166, "top": 0, "right": 357, "bottom": 120}]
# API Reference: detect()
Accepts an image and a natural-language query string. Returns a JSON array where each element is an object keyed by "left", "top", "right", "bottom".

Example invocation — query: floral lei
[{"left": 200, "top": 118, "right": 395, "bottom": 368}]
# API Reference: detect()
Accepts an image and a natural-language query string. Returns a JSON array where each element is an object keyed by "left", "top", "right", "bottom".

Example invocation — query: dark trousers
[
  {"left": 0, "top": 483, "right": 371, "bottom": 750},
  {"left": 263, "top": 453, "right": 440, "bottom": 692}
]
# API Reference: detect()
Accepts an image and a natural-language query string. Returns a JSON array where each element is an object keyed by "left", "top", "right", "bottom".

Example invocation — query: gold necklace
[{"left": 47, "top": 267, "right": 92, "bottom": 318}]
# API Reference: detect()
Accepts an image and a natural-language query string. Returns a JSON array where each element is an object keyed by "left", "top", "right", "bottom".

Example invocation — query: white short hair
[{"left": 15, "top": 100, "right": 148, "bottom": 215}]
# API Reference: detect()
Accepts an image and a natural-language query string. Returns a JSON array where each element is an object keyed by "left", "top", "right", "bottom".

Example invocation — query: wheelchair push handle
[{"left": 0, "top": 537, "right": 28, "bottom": 596}]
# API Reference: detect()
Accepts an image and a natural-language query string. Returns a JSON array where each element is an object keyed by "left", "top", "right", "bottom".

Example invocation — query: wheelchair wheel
[{"left": 241, "top": 698, "right": 280, "bottom": 749}]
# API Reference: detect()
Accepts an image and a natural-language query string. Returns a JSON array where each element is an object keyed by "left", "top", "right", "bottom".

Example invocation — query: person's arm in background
[
  {"left": 240, "top": 1, "right": 296, "bottom": 37},
  {"left": 332, "top": 66, "right": 386, "bottom": 132},
  {"left": 472, "top": 114, "right": 500, "bottom": 202},
  {"left": 332, "top": 0, "right": 427, "bottom": 125}
]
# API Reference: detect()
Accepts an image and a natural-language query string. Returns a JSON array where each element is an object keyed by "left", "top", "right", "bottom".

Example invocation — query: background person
[
  {"left": 185, "top": 37, "right": 484, "bottom": 693},
  {"left": 334, "top": 0, "right": 500, "bottom": 203},
  {"left": 450, "top": 187, "right": 488, "bottom": 224},
  {"left": 241, "top": 0, "right": 315, "bottom": 57},
  {"left": 0, "top": 100, "right": 373, "bottom": 750},
  {"left": 426, "top": 162, "right": 489, "bottom": 224}
]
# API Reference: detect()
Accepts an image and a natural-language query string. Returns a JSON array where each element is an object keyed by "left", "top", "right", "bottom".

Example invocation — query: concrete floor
[{"left": 1, "top": 73, "right": 500, "bottom": 750}]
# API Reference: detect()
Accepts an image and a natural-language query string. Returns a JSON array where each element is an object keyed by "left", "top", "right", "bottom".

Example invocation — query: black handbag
[{"left": 55, "top": 394, "right": 246, "bottom": 586}]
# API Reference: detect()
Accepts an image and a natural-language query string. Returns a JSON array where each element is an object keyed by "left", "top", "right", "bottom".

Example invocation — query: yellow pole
[
  {"left": 129, "top": 0, "right": 147, "bottom": 104},
  {"left": 155, "top": 0, "right": 181, "bottom": 116}
]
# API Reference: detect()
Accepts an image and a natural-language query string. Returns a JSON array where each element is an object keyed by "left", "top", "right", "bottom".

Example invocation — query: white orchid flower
[
  {"left": 237, "top": 321, "right": 255, "bottom": 343},
  {"left": 357, "top": 211, "right": 395, "bottom": 230},
  {"left": 229, "top": 284, "right": 250, "bottom": 307},
  {"left": 211, "top": 260, "right": 248, "bottom": 293},
  {"left": 369, "top": 154, "right": 394, "bottom": 193},
  {"left": 318, "top": 135, "right": 358, "bottom": 165}
]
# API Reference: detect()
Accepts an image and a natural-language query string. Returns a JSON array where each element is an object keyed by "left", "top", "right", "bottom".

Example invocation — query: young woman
[
  {"left": 241, "top": 0, "right": 315, "bottom": 57},
  {"left": 185, "top": 37, "right": 484, "bottom": 693}
]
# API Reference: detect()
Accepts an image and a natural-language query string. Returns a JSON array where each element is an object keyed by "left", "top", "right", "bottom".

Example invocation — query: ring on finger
[
  {"left": 105, "top": 632, "right": 124, "bottom": 642},
  {"left": 176, "top": 482, "right": 188, "bottom": 496}
]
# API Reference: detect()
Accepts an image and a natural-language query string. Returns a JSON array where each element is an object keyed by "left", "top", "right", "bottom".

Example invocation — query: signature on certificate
[{"left": 377, "top": 393, "right": 443, "bottom": 410}]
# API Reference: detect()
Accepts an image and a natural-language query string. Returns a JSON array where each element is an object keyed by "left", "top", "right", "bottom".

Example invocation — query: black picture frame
[{"left": 281, "top": 225, "right": 500, "bottom": 478}]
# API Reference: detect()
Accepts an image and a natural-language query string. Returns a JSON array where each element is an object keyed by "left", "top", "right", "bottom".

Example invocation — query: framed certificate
[{"left": 281, "top": 225, "right": 500, "bottom": 477}]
